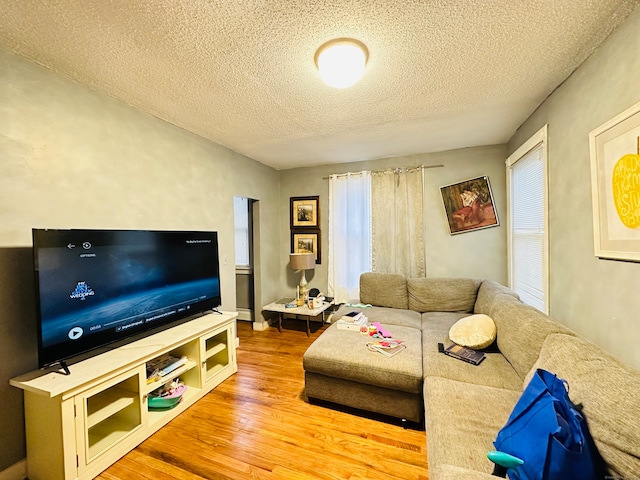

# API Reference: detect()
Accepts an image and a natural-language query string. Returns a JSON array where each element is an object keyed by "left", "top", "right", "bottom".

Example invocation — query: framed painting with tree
[
  {"left": 291, "top": 229, "right": 321, "bottom": 264},
  {"left": 290, "top": 196, "right": 319, "bottom": 228}
]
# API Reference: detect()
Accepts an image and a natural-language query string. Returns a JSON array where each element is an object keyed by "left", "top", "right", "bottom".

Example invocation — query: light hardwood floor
[{"left": 97, "top": 319, "right": 429, "bottom": 480}]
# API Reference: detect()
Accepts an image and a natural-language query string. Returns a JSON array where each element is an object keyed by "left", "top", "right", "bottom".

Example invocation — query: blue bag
[{"left": 493, "top": 369, "right": 605, "bottom": 480}]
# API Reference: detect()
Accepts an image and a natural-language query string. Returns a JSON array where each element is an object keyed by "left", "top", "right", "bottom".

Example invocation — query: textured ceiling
[{"left": 1, "top": 1, "right": 638, "bottom": 170}]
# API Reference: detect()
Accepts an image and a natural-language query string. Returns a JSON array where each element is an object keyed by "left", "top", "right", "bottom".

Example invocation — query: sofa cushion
[
  {"left": 422, "top": 328, "right": 522, "bottom": 391},
  {"left": 474, "top": 280, "right": 520, "bottom": 316},
  {"left": 333, "top": 305, "right": 422, "bottom": 329},
  {"left": 527, "top": 334, "right": 640, "bottom": 479},
  {"left": 407, "top": 277, "right": 481, "bottom": 313},
  {"left": 303, "top": 322, "right": 423, "bottom": 394},
  {"left": 491, "top": 296, "right": 573, "bottom": 379},
  {"left": 421, "top": 311, "right": 468, "bottom": 331},
  {"left": 359, "top": 272, "right": 408, "bottom": 309},
  {"left": 449, "top": 314, "right": 496, "bottom": 350},
  {"left": 424, "top": 377, "right": 521, "bottom": 474}
]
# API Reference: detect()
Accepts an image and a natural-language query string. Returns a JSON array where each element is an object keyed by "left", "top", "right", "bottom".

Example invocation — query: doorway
[{"left": 234, "top": 196, "right": 256, "bottom": 321}]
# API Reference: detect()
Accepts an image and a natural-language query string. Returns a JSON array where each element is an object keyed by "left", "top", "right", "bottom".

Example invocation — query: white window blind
[
  {"left": 507, "top": 126, "right": 548, "bottom": 313},
  {"left": 233, "top": 196, "right": 251, "bottom": 267}
]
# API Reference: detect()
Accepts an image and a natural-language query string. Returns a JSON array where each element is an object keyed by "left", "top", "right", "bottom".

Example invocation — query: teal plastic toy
[{"left": 487, "top": 451, "right": 524, "bottom": 477}]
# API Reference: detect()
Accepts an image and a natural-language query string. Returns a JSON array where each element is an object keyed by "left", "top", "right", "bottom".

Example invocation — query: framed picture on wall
[
  {"left": 440, "top": 176, "right": 499, "bottom": 234},
  {"left": 291, "top": 196, "right": 319, "bottom": 228},
  {"left": 589, "top": 100, "right": 640, "bottom": 262},
  {"left": 291, "top": 229, "right": 321, "bottom": 264}
]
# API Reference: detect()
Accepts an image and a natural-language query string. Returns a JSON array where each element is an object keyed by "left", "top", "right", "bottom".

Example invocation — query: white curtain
[
  {"left": 328, "top": 172, "right": 372, "bottom": 303},
  {"left": 371, "top": 167, "right": 425, "bottom": 277}
]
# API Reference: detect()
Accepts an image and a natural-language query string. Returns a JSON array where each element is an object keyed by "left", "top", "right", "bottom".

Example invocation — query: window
[
  {"left": 233, "top": 196, "right": 251, "bottom": 268},
  {"left": 328, "top": 172, "right": 372, "bottom": 303},
  {"left": 507, "top": 126, "right": 549, "bottom": 313}
]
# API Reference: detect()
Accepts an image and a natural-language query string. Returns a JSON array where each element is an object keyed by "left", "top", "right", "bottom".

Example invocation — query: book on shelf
[
  {"left": 336, "top": 315, "right": 368, "bottom": 331},
  {"left": 340, "top": 311, "right": 364, "bottom": 322},
  {"left": 146, "top": 354, "right": 188, "bottom": 382},
  {"left": 441, "top": 343, "right": 485, "bottom": 365}
]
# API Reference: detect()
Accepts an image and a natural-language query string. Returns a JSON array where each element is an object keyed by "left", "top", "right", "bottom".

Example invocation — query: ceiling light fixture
[{"left": 314, "top": 38, "right": 369, "bottom": 89}]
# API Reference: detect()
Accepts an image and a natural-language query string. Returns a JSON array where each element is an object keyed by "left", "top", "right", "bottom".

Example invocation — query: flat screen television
[{"left": 32, "top": 228, "right": 222, "bottom": 372}]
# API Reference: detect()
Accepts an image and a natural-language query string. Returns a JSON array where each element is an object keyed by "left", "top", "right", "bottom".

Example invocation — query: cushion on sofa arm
[
  {"left": 474, "top": 280, "right": 520, "bottom": 316},
  {"left": 359, "top": 272, "right": 408, "bottom": 309},
  {"left": 526, "top": 334, "right": 640, "bottom": 479},
  {"left": 408, "top": 277, "right": 481, "bottom": 313},
  {"left": 491, "top": 296, "right": 573, "bottom": 379}
]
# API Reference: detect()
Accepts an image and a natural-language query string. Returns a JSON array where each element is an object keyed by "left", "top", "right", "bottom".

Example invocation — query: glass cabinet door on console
[
  {"left": 201, "top": 323, "right": 235, "bottom": 385},
  {"left": 75, "top": 366, "right": 145, "bottom": 475}
]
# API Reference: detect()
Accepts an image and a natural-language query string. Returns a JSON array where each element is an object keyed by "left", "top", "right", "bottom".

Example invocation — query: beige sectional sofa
[{"left": 303, "top": 272, "right": 640, "bottom": 479}]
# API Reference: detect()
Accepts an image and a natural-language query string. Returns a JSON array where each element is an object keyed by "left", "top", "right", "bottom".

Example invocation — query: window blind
[
  {"left": 508, "top": 127, "right": 548, "bottom": 313},
  {"left": 233, "top": 196, "right": 251, "bottom": 267}
]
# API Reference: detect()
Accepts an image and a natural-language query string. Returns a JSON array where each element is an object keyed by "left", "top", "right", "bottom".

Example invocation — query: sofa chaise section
[{"left": 301, "top": 272, "right": 640, "bottom": 478}]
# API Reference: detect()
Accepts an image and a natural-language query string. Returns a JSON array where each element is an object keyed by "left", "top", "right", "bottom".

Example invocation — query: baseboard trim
[
  {"left": 236, "top": 308, "right": 254, "bottom": 321},
  {"left": 0, "top": 460, "right": 26, "bottom": 480},
  {"left": 252, "top": 320, "right": 269, "bottom": 331}
]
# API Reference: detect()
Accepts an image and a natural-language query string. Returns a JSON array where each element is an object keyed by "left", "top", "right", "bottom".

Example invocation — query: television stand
[{"left": 10, "top": 311, "right": 238, "bottom": 480}]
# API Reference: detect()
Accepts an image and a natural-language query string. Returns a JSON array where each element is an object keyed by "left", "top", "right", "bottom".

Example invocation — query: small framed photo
[
  {"left": 291, "top": 230, "right": 321, "bottom": 264},
  {"left": 440, "top": 176, "right": 499, "bottom": 234},
  {"left": 291, "top": 196, "right": 319, "bottom": 228}
]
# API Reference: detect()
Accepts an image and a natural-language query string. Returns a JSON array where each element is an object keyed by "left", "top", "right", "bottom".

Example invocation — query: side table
[{"left": 262, "top": 301, "right": 333, "bottom": 336}]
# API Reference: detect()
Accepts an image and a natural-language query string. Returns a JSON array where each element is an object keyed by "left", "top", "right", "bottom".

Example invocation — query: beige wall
[
  {"left": 0, "top": 49, "right": 281, "bottom": 470},
  {"left": 278, "top": 144, "right": 508, "bottom": 297},
  {"left": 507, "top": 5, "right": 640, "bottom": 369}
]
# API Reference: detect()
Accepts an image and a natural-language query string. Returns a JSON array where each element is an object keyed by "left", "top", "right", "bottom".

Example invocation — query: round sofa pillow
[{"left": 449, "top": 314, "right": 496, "bottom": 350}]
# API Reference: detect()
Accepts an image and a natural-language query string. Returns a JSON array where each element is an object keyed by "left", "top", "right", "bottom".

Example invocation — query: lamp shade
[{"left": 289, "top": 253, "right": 315, "bottom": 270}]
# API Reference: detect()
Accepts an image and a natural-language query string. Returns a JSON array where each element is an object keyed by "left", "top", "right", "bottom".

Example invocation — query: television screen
[{"left": 33, "top": 229, "right": 221, "bottom": 369}]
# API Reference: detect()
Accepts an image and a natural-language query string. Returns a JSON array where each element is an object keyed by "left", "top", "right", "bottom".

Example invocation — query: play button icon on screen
[{"left": 68, "top": 326, "right": 84, "bottom": 340}]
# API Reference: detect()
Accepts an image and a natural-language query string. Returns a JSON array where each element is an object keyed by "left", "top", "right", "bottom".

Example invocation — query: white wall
[
  {"left": 0, "top": 48, "right": 282, "bottom": 471},
  {"left": 507, "top": 4, "right": 640, "bottom": 369}
]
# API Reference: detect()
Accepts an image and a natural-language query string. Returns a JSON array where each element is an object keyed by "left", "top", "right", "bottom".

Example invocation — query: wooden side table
[{"left": 262, "top": 301, "right": 333, "bottom": 336}]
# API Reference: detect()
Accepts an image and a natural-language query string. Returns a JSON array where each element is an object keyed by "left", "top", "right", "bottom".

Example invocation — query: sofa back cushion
[
  {"left": 359, "top": 272, "right": 408, "bottom": 309},
  {"left": 407, "top": 277, "right": 481, "bottom": 313},
  {"left": 491, "top": 296, "right": 573, "bottom": 379},
  {"left": 527, "top": 334, "right": 640, "bottom": 479},
  {"left": 474, "top": 280, "right": 520, "bottom": 316}
]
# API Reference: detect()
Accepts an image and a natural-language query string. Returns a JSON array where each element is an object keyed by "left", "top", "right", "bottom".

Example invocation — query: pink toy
[{"left": 372, "top": 322, "right": 392, "bottom": 338}]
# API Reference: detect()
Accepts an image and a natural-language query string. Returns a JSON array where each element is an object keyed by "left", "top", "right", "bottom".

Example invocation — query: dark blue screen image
[{"left": 33, "top": 229, "right": 221, "bottom": 368}]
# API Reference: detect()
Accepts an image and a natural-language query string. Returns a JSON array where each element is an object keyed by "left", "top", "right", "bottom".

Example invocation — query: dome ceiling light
[{"left": 314, "top": 38, "right": 369, "bottom": 89}]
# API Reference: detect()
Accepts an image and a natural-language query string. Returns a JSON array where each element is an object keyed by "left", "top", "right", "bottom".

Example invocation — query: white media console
[{"left": 10, "top": 311, "right": 238, "bottom": 480}]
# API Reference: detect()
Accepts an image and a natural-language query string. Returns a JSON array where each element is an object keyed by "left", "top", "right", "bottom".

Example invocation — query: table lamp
[{"left": 289, "top": 252, "right": 315, "bottom": 302}]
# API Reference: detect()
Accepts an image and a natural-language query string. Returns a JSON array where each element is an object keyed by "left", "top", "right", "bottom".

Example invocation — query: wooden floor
[{"left": 97, "top": 319, "right": 428, "bottom": 480}]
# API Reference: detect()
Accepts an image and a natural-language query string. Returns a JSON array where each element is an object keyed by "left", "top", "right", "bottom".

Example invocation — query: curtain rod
[{"left": 323, "top": 164, "right": 444, "bottom": 180}]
